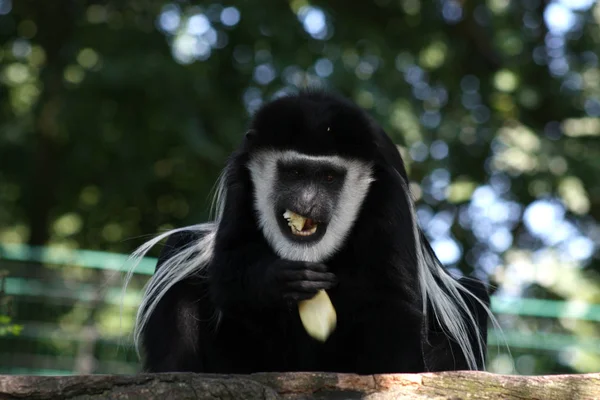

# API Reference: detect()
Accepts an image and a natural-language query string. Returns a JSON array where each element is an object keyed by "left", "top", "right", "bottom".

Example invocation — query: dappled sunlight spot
[
  {"left": 355, "top": 60, "right": 376, "bottom": 80},
  {"left": 395, "top": 51, "right": 415, "bottom": 72},
  {"left": 559, "top": 0, "right": 597, "bottom": 11},
  {"left": 253, "top": 63, "right": 276, "bottom": 85},
  {"left": 562, "top": 117, "right": 600, "bottom": 137},
  {"left": 102, "top": 223, "right": 123, "bottom": 243},
  {"left": 76, "top": 48, "right": 100, "bottom": 70},
  {"left": 419, "top": 40, "right": 447, "bottom": 69},
  {"left": 584, "top": 98, "right": 600, "bottom": 117},
  {"left": 490, "top": 93, "right": 516, "bottom": 114},
  {"left": 461, "top": 91, "right": 482, "bottom": 110},
  {"left": 523, "top": 199, "right": 565, "bottom": 239},
  {"left": 2, "top": 63, "right": 30, "bottom": 85},
  {"left": 0, "top": 0, "right": 12, "bottom": 15},
  {"left": 53, "top": 214, "right": 83, "bottom": 238},
  {"left": 441, "top": 0, "right": 463, "bottom": 24},
  {"left": 297, "top": 6, "right": 328, "bottom": 40},
  {"left": 420, "top": 110, "right": 441, "bottom": 129},
  {"left": 549, "top": 57, "right": 569, "bottom": 76},
  {"left": 157, "top": 4, "right": 181, "bottom": 34},
  {"left": 404, "top": 64, "right": 425, "bottom": 85},
  {"left": 493, "top": 148, "right": 537, "bottom": 174},
  {"left": 79, "top": 186, "right": 100, "bottom": 207},
  {"left": 0, "top": 225, "right": 29, "bottom": 244},
  {"left": 430, "top": 140, "right": 448, "bottom": 159},
  {"left": 390, "top": 101, "right": 422, "bottom": 144},
  {"left": 519, "top": 198, "right": 597, "bottom": 265},
  {"left": 489, "top": 227, "right": 513, "bottom": 253},
  {"left": 517, "top": 88, "right": 540, "bottom": 109},
  {"left": 446, "top": 180, "right": 476, "bottom": 203},
  {"left": 530, "top": 250, "right": 600, "bottom": 300},
  {"left": 493, "top": 69, "right": 519, "bottom": 92},
  {"left": 11, "top": 39, "right": 31, "bottom": 59},
  {"left": 314, "top": 58, "right": 333, "bottom": 77},
  {"left": 565, "top": 236, "right": 595, "bottom": 261},
  {"left": 86, "top": 4, "right": 108, "bottom": 24},
  {"left": 497, "top": 32, "right": 523, "bottom": 57},
  {"left": 560, "top": 72, "right": 583, "bottom": 92},
  {"left": 172, "top": 34, "right": 211, "bottom": 64},
  {"left": 423, "top": 168, "right": 451, "bottom": 202},
  {"left": 187, "top": 13, "right": 210, "bottom": 36},
  {"left": 461, "top": 75, "right": 479, "bottom": 92},
  {"left": 409, "top": 141, "right": 428, "bottom": 162},
  {"left": 282, "top": 65, "right": 306, "bottom": 86},
  {"left": 488, "top": 353, "right": 515, "bottom": 374},
  {"left": 558, "top": 176, "right": 590, "bottom": 215},
  {"left": 342, "top": 48, "right": 359, "bottom": 69},
  {"left": 545, "top": 2, "right": 577, "bottom": 35},
  {"left": 63, "top": 65, "right": 85, "bottom": 84},
  {"left": 431, "top": 237, "right": 462, "bottom": 265},
  {"left": 401, "top": 0, "right": 420, "bottom": 15},
  {"left": 10, "top": 83, "right": 40, "bottom": 115},
  {"left": 487, "top": 0, "right": 510, "bottom": 15},
  {"left": 426, "top": 209, "right": 454, "bottom": 238},
  {"left": 492, "top": 123, "right": 541, "bottom": 174},
  {"left": 220, "top": 6, "right": 240, "bottom": 27},
  {"left": 156, "top": 6, "right": 233, "bottom": 64},
  {"left": 243, "top": 86, "right": 263, "bottom": 113},
  {"left": 355, "top": 90, "right": 374, "bottom": 109},
  {"left": 548, "top": 156, "right": 568, "bottom": 175},
  {"left": 27, "top": 45, "right": 46, "bottom": 68},
  {"left": 523, "top": 13, "right": 542, "bottom": 30}
]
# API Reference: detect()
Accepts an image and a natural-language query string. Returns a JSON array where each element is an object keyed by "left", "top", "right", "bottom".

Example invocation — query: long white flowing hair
[{"left": 122, "top": 154, "right": 502, "bottom": 370}]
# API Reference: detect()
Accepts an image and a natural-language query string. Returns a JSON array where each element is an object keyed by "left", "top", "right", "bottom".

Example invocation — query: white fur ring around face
[{"left": 298, "top": 289, "right": 337, "bottom": 342}]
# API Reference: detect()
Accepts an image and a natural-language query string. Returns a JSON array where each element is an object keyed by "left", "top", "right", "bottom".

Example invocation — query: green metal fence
[{"left": 1, "top": 242, "right": 599, "bottom": 375}]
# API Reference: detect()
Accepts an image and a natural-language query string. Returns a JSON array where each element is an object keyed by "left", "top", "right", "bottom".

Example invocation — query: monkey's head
[{"left": 242, "top": 91, "right": 402, "bottom": 263}]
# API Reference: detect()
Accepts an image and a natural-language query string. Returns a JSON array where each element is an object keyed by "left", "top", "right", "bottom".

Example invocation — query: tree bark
[{"left": 1, "top": 371, "right": 599, "bottom": 399}]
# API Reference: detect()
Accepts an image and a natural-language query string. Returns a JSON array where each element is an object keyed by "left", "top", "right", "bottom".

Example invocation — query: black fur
[{"left": 141, "top": 91, "right": 490, "bottom": 374}]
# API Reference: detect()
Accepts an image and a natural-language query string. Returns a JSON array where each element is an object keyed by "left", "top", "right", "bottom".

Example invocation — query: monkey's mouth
[{"left": 283, "top": 210, "right": 319, "bottom": 236}]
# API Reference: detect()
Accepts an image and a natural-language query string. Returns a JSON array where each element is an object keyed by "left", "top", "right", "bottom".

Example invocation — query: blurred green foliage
[
  {"left": 0, "top": 0, "right": 599, "bottom": 375},
  {"left": 0, "top": 271, "right": 23, "bottom": 337}
]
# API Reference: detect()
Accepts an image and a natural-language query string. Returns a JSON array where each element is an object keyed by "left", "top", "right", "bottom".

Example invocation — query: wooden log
[{"left": 1, "top": 371, "right": 599, "bottom": 399}]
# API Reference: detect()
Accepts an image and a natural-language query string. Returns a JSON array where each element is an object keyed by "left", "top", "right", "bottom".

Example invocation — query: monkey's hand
[
  {"left": 263, "top": 260, "right": 337, "bottom": 305},
  {"left": 209, "top": 255, "right": 337, "bottom": 313}
]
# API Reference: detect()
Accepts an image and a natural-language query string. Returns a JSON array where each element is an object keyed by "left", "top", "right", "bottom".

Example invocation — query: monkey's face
[
  {"left": 273, "top": 158, "right": 346, "bottom": 244},
  {"left": 248, "top": 150, "right": 374, "bottom": 263}
]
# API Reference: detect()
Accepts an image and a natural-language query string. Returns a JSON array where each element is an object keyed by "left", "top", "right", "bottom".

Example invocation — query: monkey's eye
[{"left": 325, "top": 174, "right": 335, "bottom": 183}]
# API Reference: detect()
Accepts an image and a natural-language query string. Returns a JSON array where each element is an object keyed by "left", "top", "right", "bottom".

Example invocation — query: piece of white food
[{"left": 298, "top": 289, "right": 337, "bottom": 342}]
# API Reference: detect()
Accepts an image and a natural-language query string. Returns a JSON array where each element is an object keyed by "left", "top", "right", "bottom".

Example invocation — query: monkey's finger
[
  {"left": 285, "top": 262, "right": 329, "bottom": 273},
  {"left": 287, "top": 280, "right": 336, "bottom": 293},
  {"left": 283, "top": 292, "right": 319, "bottom": 302},
  {"left": 280, "top": 270, "right": 337, "bottom": 284}
]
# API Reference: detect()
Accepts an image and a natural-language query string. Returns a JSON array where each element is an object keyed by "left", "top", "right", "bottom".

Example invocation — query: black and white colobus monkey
[{"left": 125, "top": 91, "right": 494, "bottom": 374}]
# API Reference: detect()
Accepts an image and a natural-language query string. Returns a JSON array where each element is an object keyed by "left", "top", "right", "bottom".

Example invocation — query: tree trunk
[{"left": 14, "top": 0, "right": 76, "bottom": 245}]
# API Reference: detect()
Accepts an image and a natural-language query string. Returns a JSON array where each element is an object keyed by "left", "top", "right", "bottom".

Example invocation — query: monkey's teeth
[{"left": 291, "top": 225, "right": 318, "bottom": 236}]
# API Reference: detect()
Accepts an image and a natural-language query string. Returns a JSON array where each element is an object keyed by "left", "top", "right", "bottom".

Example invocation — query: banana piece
[
  {"left": 298, "top": 289, "right": 337, "bottom": 342},
  {"left": 283, "top": 210, "right": 306, "bottom": 231}
]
